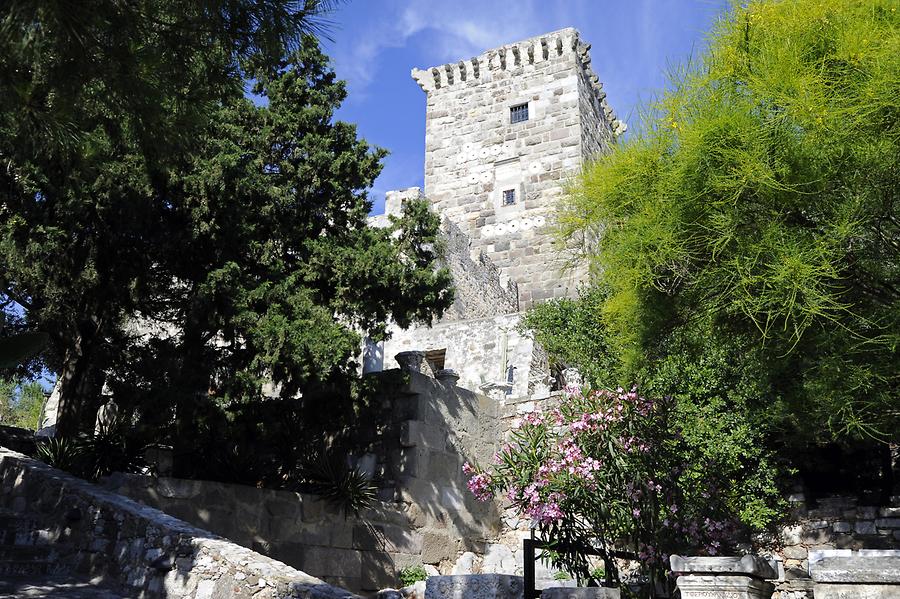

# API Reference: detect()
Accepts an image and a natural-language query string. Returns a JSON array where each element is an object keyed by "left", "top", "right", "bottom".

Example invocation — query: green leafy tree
[
  {"left": 0, "top": 0, "right": 341, "bottom": 436},
  {"left": 0, "top": 1, "right": 452, "bottom": 447},
  {"left": 554, "top": 0, "right": 899, "bottom": 447},
  {"left": 103, "top": 40, "right": 452, "bottom": 476},
  {"left": 0, "top": 379, "right": 45, "bottom": 431}
]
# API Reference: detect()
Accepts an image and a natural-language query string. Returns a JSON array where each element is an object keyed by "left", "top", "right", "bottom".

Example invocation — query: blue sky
[{"left": 321, "top": 0, "right": 730, "bottom": 214}]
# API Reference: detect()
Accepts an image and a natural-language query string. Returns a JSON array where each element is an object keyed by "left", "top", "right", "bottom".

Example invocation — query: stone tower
[{"left": 412, "top": 27, "right": 625, "bottom": 308}]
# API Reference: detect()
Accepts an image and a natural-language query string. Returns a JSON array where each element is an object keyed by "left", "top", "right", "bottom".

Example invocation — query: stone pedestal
[
  {"left": 671, "top": 555, "right": 777, "bottom": 599},
  {"left": 435, "top": 369, "right": 460, "bottom": 384},
  {"left": 479, "top": 382, "right": 513, "bottom": 402},
  {"left": 540, "top": 587, "right": 620, "bottom": 599},
  {"left": 808, "top": 549, "right": 900, "bottom": 599},
  {"left": 425, "top": 574, "right": 524, "bottom": 599},
  {"left": 396, "top": 351, "right": 430, "bottom": 375}
]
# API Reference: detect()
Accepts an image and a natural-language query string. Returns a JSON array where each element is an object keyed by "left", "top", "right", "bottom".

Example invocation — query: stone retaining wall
[
  {"left": 103, "top": 371, "right": 504, "bottom": 594},
  {"left": 0, "top": 446, "right": 355, "bottom": 599},
  {"left": 767, "top": 495, "right": 900, "bottom": 599}
]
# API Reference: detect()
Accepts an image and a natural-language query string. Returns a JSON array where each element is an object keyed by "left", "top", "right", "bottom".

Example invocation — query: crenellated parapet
[{"left": 411, "top": 27, "right": 626, "bottom": 136}]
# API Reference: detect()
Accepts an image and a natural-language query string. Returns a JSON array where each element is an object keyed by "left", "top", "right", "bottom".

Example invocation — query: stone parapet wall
[
  {"left": 0, "top": 446, "right": 354, "bottom": 599},
  {"left": 379, "top": 314, "right": 537, "bottom": 398}
]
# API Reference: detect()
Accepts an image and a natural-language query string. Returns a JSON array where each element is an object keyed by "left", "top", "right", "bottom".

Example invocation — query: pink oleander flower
[
  {"left": 467, "top": 472, "right": 493, "bottom": 501},
  {"left": 523, "top": 411, "right": 545, "bottom": 426}
]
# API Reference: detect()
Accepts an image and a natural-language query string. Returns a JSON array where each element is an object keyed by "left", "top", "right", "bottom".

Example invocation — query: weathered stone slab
[
  {"left": 540, "top": 587, "right": 620, "bottom": 599},
  {"left": 808, "top": 549, "right": 900, "bottom": 583},
  {"left": 425, "top": 574, "right": 524, "bottom": 599},
  {"left": 675, "top": 575, "right": 775, "bottom": 599},
  {"left": 671, "top": 555, "right": 778, "bottom": 580},
  {"left": 813, "top": 585, "right": 900, "bottom": 599}
]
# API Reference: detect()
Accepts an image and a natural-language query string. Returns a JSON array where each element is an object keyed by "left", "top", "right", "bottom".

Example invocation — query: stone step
[
  {"left": 0, "top": 576, "right": 125, "bottom": 598},
  {"left": 0, "top": 525, "right": 61, "bottom": 546},
  {"left": 0, "top": 559, "right": 62, "bottom": 577},
  {"left": 0, "top": 543, "right": 62, "bottom": 561}
]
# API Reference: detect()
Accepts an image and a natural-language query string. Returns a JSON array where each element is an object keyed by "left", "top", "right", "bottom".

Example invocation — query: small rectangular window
[
  {"left": 510, "top": 103, "right": 529, "bottom": 124},
  {"left": 502, "top": 189, "right": 516, "bottom": 206}
]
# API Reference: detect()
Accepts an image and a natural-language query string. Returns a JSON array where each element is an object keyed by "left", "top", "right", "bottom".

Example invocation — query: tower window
[
  {"left": 510, "top": 103, "right": 529, "bottom": 124},
  {"left": 502, "top": 189, "right": 516, "bottom": 206}
]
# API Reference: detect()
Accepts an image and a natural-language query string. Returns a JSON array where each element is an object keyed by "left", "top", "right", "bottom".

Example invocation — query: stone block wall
[
  {"left": 101, "top": 372, "right": 506, "bottom": 594},
  {"left": 0, "top": 446, "right": 355, "bottom": 599},
  {"left": 766, "top": 495, "right": 900, "bottom": 599},
  {"left": 412, "top": 28, "right": 620, "bottom": 308},
  {"left": 100, "top": 473, "right": 419, "bottom": 593},
  {"left": 378, "top": 314, "right": 537, "bottom": 398}
]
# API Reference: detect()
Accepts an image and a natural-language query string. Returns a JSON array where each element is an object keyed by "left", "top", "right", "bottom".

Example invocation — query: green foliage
[
  {"left": 0, "top": 2, "right": 453, "bottom": 447},
  {"left": 35, "top": 437, "right": 82, "bottom": 473},
  {"left": 34, "top": 415, "right": 146, "bottom": 481},
  {"left": 0, "top": 379, "right": 46, "bottom": 431},
  {"left": 553, "top": 571, "right": 572, "bottom": 581},
  {"left": 525, "top": 291, "right": 786, "bottom": 532},
  {"left": 558, "top": 0, "right": 900, "bottom": 443},
  {"left": 303, "top": 454, "right": 377, "bottom": 517},
  {"left": 0, "top": 333, "right": 48, "bottom": 369},
  {"left": 468, "top": 387, "right": 747, "bottom": 593},
  {"left": 34, "top": 414, "right": 146, "bottom": 482},
  {"left": 399, "top": 565, "right": 428, "bottom": 587},
  {"left": 78, "top": 414, "right": 147, "bottom": 481}
]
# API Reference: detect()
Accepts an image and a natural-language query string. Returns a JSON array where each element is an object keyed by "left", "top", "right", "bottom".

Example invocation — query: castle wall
[
  {"left": 412, "top": 28, "right": 621, "bottom": 308},
  {"left": 378, "top": 313, "right": 534, "bottom": 399}
]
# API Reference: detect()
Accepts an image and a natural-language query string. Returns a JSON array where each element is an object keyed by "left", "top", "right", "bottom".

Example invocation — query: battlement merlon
[{"left": 411, "top": 27, "right": 626, "bottom": 136}]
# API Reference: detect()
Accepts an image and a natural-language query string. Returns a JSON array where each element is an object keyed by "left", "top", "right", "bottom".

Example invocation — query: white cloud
[{"left": 329, "top": 0, "right": 560, "bottom": 98}]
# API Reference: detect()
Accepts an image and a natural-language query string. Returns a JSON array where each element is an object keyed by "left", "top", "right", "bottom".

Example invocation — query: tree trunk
[
  {"left": 54, "top": 327, "right": 104, "bottom": 438},
  {"left": 170, "top": 317, "right": 212, "bottom": 478}
]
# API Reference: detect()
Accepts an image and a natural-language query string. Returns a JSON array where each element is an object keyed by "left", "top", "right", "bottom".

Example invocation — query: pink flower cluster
[
  {"left": 463, "top": 462, "right": 493, "bottom": 501},
  {"left": 467, "top": 472, "right": 493, "bottom": 501},
  {"left": 525, "top": 490, "right": 566, "bottom": 524},
  {"left": 534, "top": 438, "right": 602, "bottom": 482}
]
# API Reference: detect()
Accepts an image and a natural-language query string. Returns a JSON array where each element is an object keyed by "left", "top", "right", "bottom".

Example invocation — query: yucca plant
[
  {"left": 303, "top": 454, "right": 377, "bottom": 517},
  {"left": 35, "top": 437, "right": 84, "bottom": 473}
]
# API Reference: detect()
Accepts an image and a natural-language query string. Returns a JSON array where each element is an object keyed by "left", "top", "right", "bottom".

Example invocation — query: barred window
[
  {"left": 510, "top": 103, "right": 529, "bottom": 124},
  {"left": 502, "top": 189, "right": 516, "bottom": 206}
]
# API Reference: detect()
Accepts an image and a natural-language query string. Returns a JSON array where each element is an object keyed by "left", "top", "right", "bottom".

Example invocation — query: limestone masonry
[
  {"left": 367, "top": 28, "right": 623, "bottom": 400},
  {"left": 412, "top": 27, "right": 622, "bottom": 309}
]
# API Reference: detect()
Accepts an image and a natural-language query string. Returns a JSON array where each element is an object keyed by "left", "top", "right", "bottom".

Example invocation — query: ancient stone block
[
  {"left": 421, "top": 531, "right": 452, "bottom": 564},
  {"left": 671, "top": 555, "right": 776, "bottom": 599},
  {"left": 425, "top": 574, "right": 524, "bottom": 599},
  {"left": 675, "top": 575, "right": 775, "bottom": 599},
  {"left": 541, "top": 589, "right": 620, "bottom": 599},
  {"left": 808, "top": 549, "right": 900, "bottom": 583}
]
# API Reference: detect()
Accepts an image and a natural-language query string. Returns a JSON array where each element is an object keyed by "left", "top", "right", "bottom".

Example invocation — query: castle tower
[{"left": 412, "top": 27, "right": 625, "bottom": 308}]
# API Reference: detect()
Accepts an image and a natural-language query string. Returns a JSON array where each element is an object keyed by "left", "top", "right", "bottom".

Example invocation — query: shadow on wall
[
  {"left": 0, "top": 446, "right": 354, "bottom": 599},
  {"left": 100, "top": 369, "right": 504, "bottom": 594}
]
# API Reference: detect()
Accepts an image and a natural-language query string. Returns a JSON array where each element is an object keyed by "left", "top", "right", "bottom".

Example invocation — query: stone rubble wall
[
  {"left": 368, "top": 187, "right": 520, "bottom": 324},
  {"left": 767, "top": 495, "right": 900, "bottom": 599},
  {"left": 438, "top": 217, "right": 520, "bottom": 321},
  {"left": 0, "top": 446, "right": 355, "bottom": 599},
  {"left": 413, "top": 28, "right": 617, "bottom": 309}
]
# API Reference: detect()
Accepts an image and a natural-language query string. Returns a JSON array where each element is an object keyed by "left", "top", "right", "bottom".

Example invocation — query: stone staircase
[{"left": 0, "top": 507, "right": 123, "bottom": 598}]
